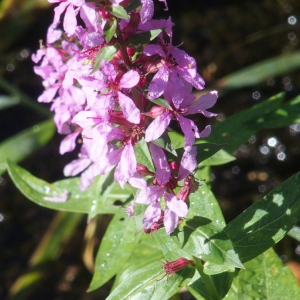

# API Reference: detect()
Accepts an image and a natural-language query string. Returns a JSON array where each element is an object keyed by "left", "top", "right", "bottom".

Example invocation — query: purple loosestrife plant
[
  {"left": 7, "top": 0, "right": 300, "bottom": 298},
  {"left": 33, "top": 0, "right": 218, "bottom": 235}
]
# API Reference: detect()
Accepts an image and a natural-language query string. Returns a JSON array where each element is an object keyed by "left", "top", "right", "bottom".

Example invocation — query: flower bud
[
  {"left": 169, "top": 161, "right": 180, "bottom": 173},
  {"left": 146, "top": 106, "right": 167, "bottom": 118},
  {"left": 162, "top": 258, "right": 194, "bottom": 275},
  {"left": 136, "top": 164, "right": 154, "bottom": 176}
]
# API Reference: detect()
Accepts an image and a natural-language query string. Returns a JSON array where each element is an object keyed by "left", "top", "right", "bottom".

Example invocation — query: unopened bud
[
  {"left": 146, "top": 106, "right": 168, "bottom": 118},
  {"left": 136, "top": 164, "right": 154, "bottom": 176},
  {"left": 169, "top": 161, "right": 180, "bottom": 172},
  {"left": 162, "top": 258, "right": 194, "bottom": 275}
]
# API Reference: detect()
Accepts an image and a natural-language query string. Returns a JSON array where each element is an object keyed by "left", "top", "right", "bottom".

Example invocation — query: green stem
[
  {"left": 192, "top": 256, "right": 221, "bottom": 300},
  {"left": 0, "top": 77, "right": 52, "bottom": 117},
  {"left": 115, "top": 24, "right": 132, "bottom": 69}
]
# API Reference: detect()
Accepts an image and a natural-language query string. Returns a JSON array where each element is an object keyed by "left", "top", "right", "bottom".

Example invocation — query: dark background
[{"left": 1, "top": 0, "right": 300, "bottom": 299}]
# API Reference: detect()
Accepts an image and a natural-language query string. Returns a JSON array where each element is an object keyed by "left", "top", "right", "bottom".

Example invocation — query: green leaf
[
  {"left": 216, "top": 51, "right": 300, "bottom": 90},
  {"left": 124, "top": 0, "right": 140, "bottom": 13},
  {"left": 150, "top": 98, "right": 173, "bottom": 110},
  {"left": 188, "top": 182, "right": 226, "bottom": 228},
  {"left": 110, "top": 5, "right": 130, "bottom": 19},
  {"left": 200, "top": 149, "right": 235, "bottom": 166},
  {"left": 288, "top": 226, "right": 300, "bottom": 241},
  {"left": 128, "top": 29, "right": 162, "bottom": 46},
  {"left": 154, "top": 218, "right": 243, "bottom": 269},
  {"left": 152, "top": 131, "right": 177, "bottom": 156},
  {"left": 182, "top": 217, "right": 244, "bottom": 269},
  {"left": 224, "top": 171, "right": 300, "bottom": 263},
  {"left": 176, "top": 143, "right": 227, "bottom": 166},
  {"left": 168, "top": 131, "right": 184, "bottom": 149},
  {"left": 194, "top": 143, "right": 229, "bottom": 165},
  {"left": 206, "top": 93, "right": 285, "bottom": 153},
  {"left": 107, "top": 261, "right": 195, "bottom": 300},
  {"left": 134, "top": 138, "right": 155, "bottom": 172},
  {"left": 192, "top": 256, "right": 222, "bottom": 300},
  {"left": 0, "top": 95, "right": 19, "bottom": 110},
  {"left": 0, "top": 119, "right": 55, "bottom": 175},
  {"left": 92, "top": 45, "right": 118, "bottom": 72},
  {"left": 89, "top": 209, "right": 141, "bottom": 291},
  {"left": 104, "top": 19, "right": 117, "bottom": 43},
  {"left": 188, "top": 267, "right": 236, "bottom": 300},
  {"left": 252, "top": 94, "right": 300, "bottom": 129},
  {"left": 7, "top": 161, "right": 132, "bottom": 214},
  {"left": 113, "top": 234, "right": 164, "bottom": 288},
  {"left": 226, "top": 248, "right": 300, "bottom": 299}
]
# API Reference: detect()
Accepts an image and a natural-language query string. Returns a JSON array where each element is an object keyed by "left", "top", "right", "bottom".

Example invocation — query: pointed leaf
[
  {"left": 182, "top": 217, "right": 244, "bottom": 269},
  {"left": 151, "top": 98, "right": 173, "bottom": 110},
  {"left": 92, "top": 45, "right": 118, "bottom": 72},
  {"left": 0, "top": 120, "right": 55, "bottom": 175},
  {"left": 7, "top": 161, "right": 132, "bottom": 214},
  {"left": 89, "top": 209, "right": 141, "bottom": 290},
  {"left": 206, "top": 93, "right": 285, "bottom": 153},
  {"left": 107, "top": 261, "right": 195, "bottom": 300},
  {"left": 0, "top": 95, "right": 19, "bottom": 110},
  {"left": 226, "top": 248, "right": 300, "bottom": 299},
  {"left": 152, "top": 131, "right": 177, "bottom": 156},
  {"left": 188, "top": 182, "right": 226, "bottom": 228},
  {"left": 129, "top": 30, "right": 162, "bottom": 46},
  {"left": 110, "top": 5, "right": 130, "bottom": 19},
  {"left": 217, "top": 51, "right": 300, "bottom": 90},
  {"left": 104, "top": 19, "right": 117, "bottom": 43},
  {"left": 288, "top": 226, "right": 300, "bottom": 241},
  {"left": 134, "top": 138, "right": 155, "bottom": 172},
  {"left": 224, "top": 171, "right": 300, "bottom": 262},
  {"left": 113, "top": 234, "right": 164, "bottom": 288}
]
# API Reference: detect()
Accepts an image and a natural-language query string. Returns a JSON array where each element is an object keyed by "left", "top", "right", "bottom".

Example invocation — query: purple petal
[
  {"left": 176, "top": 114, "right": 198, "bottom": 152},
  {"left": 197, "top": 125, "right": 211, "bottom": 138},
  {"left": 165, "top": 193, "right": 188, "bottom": 217},
  {"left": 177, "top": 147, "right": 197, "bottom": 181},
  {"left": 114, "top": 143, "right": 137, "bottom": 188},
  {"left": 187, "top": 91, "right": 218, "bottom": 116},
  {"left": 53, "top": 2, "right": 69, "bottom": 29},
  {"left": 118, "top": 92, "right": 140, "bottom": 124},
  {"left": 80, "top": 164, "right": 95, "bottom": 191},
  {"left": 64, "top": 4, "right": 77, "bottom": 36},
  {"left": 135, "top": 185, "right": 164, "bottom": 205},
  {"left": 148, "top": 66, "right": 169, "bottom": 100},
  {"left": 143, "top": 44, "right": 165, "bottom": 57},
  {"left": 63, "top": 157, "right": 91, "bottom": 176},
  {"left": 72, "top": 111, "right": 99, "bottom": 128},
  {"left": 140, "top": 0, "right": 154, "bottom": 24},
  {"left": 149, "top": 143, "right": 170, "bottom": 185},
  {"left": 164, "top": 207, "right": 178, "bottom": 235},
  {"left": 120, "top": 70, "right": 140, "bottom": 88},
  {"left": 145, "top": 111, "right": 171, "bottom": 142},
  {"left": 143, "top": 202, "right": 161, "bottom": 229},
  {"left": 38, "top": 86, "right": 59, "bottom": 103},
  {"left": 59, "top": 131, "right": 80, "bottom": 154}
]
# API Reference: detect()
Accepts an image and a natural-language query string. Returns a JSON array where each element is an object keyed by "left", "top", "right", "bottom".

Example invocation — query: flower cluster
[{"left": 33, "top": 0, "right": 218, "bottom": 234}]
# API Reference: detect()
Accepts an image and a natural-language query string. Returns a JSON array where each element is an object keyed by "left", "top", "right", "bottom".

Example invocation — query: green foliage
[
  {"left": 0, "top": 120, "right": 55, "bottom": 175},
  {"left": 224, "top": 171, "right": 300, "bottom": 262},
  {"left": 7, "top": 160, "right": 132, "bottom": 214},
  {"left": 226, "top": 248, "right": 300, "bottom": 299},
  {"left": 7, "top": 92, "right": 300, "bottom": 299}
]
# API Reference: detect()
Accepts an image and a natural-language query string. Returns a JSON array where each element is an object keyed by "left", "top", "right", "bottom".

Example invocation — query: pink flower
[
  {"left": 145, "top": 91, "right": 218, "bottom": 151},
  {"left": 143, "top": 42, "right": 205, "bottom": 100}
]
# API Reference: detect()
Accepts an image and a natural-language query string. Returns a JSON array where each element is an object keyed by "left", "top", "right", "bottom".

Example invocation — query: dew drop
[
  {"left": 32, "top": 125, "right": 40, "bottom": 133},
  {"left": 44, "top": 186, "right": 51, "bottom": 194}
]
